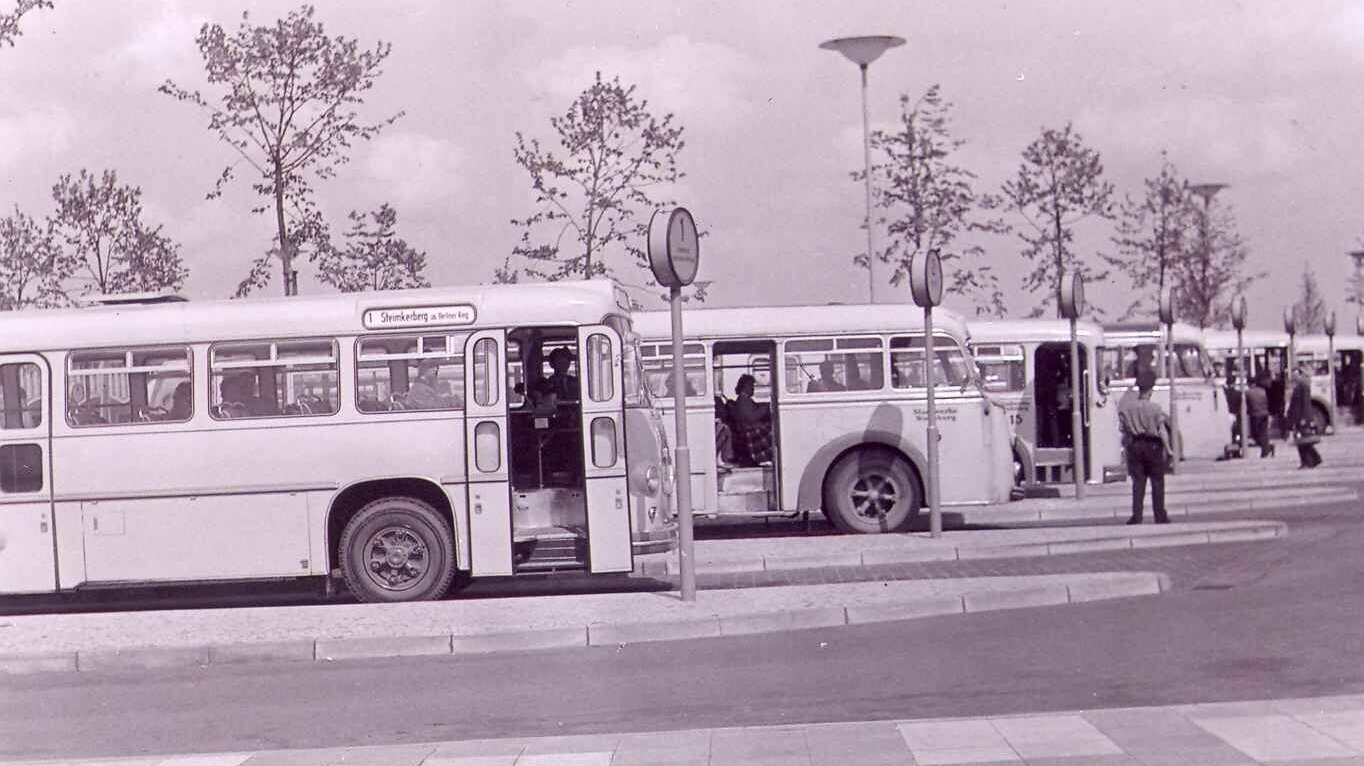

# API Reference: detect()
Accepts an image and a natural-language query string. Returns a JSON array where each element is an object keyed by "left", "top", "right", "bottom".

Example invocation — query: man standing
[
  {"left": 1119, "top": 373, "right": 1172, "bottom": 525},
  {"left": 1246, "top": 373, "right": 1274, "bottom": 458},
  {"left": 1286, "top": 363, "right": 1323, "bottom": 469}
]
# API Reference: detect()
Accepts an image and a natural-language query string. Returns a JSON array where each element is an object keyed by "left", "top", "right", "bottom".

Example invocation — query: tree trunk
[
  {"left": 274, "top": 167, "right": 292, "bottom": 296},
  {"left": 1053, "top": 206, "right": 1065, "bottom": 318}
]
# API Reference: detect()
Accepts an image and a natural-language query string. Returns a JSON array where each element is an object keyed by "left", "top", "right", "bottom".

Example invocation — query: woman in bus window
[{"left": 731, "top": 373, "right": 773, "bottom": 466}]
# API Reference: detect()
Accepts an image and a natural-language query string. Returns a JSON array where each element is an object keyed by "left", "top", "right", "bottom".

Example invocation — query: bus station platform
[
  {"left": 11, "top": 693, "right": 1364, "bottom": 764},
  {"left": 0, "top": 517, "right": 1288, "bottom": 676}
]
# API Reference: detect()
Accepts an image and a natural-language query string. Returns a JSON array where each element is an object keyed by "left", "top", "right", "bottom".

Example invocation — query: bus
[
  {"left": 1101, "top": 323, "right": 1228, "bottom": 460},
  {"left": 1286, "top": 334, "right": 1363, "bottom": 430},
  {"left": 1203, "top": 329, "right": 1311, "bottom": 435},
  {"left": 969, "top": 320, "right": 1125, "bottom": 487},
  {"left": 635, "top": 304, "right": 1014, "bottom": 534},
  {"left": 0, "top": 280, "right": 676, "bottom": 603}
]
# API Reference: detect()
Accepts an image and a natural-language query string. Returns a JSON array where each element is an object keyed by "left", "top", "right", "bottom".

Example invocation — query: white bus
[
  {"left": 0, "top": 280, "right": 676, "bottom": 603},
  {"left": 1295, "top": 334, "right": 1364, "bottom": 429},
  {"left": 636, "top": 304, "right": 1014, "bottom": 534},
  {"left": 1101, "top": 323, "right": 1228, "bottom": 460},
  {"left": 969, "top": 320, "right": 1125, "bottom": 487}
]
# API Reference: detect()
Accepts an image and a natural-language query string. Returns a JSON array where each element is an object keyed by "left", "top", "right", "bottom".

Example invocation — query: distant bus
[
  {"left": 636, "top": 304, "right": 1014, "bottom": 534},
  {"left": 969, "top": 319, "right": 1125, "bottom": 486},
  {"left": 1202, "top": 330, "right": 1351, "bottom": 434},
  {"left": 0, "top": 281, "right": 676, "bottom": 602},
  {"left": 1295, "top": 334, "right": 1364, "bottom": 428},
  {"left": 1101, "top": 323, "right": 1228, "bottom": 460}
]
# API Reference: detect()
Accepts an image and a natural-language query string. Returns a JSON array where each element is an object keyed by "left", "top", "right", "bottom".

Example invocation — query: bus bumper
[{"left": 633, "top": 521, "right": 678, "bottom": 555}]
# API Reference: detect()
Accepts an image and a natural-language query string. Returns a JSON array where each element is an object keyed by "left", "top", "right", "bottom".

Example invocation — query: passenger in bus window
[
  {"left": 731, "top": 374, "right": 773, "bottom": 466},
  {"left": 68, "top": 382, "right": 105, "bottom": 425},
  {"left": 807, "top": 360, "right": 844, "bottom": 393},
  {"left": 845, "top": 356, "right": 869, "bottom": 390},
  {"left": 169, "top": 381, "right": 191, "bottom": 420},
  {"left": 220, "top": 373, "right": 272, "bottom": 418},
  {"left": 406, "top": 361, "right": 447, "bottom": 410},
  {"left": 547, "top": 347, "right": 580, "bottom": 400}
]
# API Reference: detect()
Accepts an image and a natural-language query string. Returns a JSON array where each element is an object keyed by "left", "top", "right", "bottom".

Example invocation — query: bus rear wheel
[
  {"left": 339, "top": 497, "right": 456, "bottom": 603},
  {"left": 823, "top": 449, "right": 921, "bottom": 534}
]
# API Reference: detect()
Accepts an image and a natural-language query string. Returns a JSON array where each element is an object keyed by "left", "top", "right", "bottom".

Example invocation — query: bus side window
[
  {"left": 0, "top": 363, "right": 42, "bottom": 430},
  {"left": 68, "top": 347, "right": 191, "bottom": 426},
  {"left": 356, "top": 333, "right": 466, "bottom": 413},
  {"left": 211, "top": 339, "right": 338, "bottom": 420}
]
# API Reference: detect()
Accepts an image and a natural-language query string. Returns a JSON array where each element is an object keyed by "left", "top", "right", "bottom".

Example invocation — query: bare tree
[
  {"left": 0, "top": 0, "right": 50, "bottom": 49},
  {"left": 868, "top": 85, "right": 1008, "bottom": 316},
  {"left": 1104, "top": 154, "right": 1194, "bottom": 319},
  {"left": 49, "top": 169, "right": 187, "bottom": 298},
  {"left": 1176, "top": 194, "right": 1258, "bottom": 329},
  {"left": 1291, "top": 261, "right": 1328, "bottom": 334},
  {"left": 0, "top": 207, "right": 62, "bottom": 309},
  {"left": 160, "top": 4, "right": 401, "bottom": 297},
  {"left": 313, "top": 203, "right": 429, "bottom": 292},
  {"left": 1001, "top": 123, "right": 1115, "bottom": 317},
  {"left": 502, "top": 72, "right": 695, "bottom": 300}
]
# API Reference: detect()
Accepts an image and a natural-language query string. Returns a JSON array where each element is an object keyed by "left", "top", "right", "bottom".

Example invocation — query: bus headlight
[{"left": 645, "top": 465, "right": 661, "bottom": 496}]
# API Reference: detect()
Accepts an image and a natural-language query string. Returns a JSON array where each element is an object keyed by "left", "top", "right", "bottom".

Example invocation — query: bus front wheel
[
  {"left": 339, "top": 497, "right": 456, "bottom": 603},
  {"left": 823, "top": 449, "right": 921, "bottom": 534}
]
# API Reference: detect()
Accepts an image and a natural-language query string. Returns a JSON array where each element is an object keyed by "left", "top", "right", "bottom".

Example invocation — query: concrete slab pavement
[{"left": 14, "top": 694, "right": 1364, "bottom": 765}]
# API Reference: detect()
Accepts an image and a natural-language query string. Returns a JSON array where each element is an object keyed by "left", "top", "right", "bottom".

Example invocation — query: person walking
[
  {"left": 1286, "top": 363, "right": 1323, "bottom": 469},
  {"left": 1246, "top": 373, "right": 1275, "bottom": 458},
  {"left": 1119, "top": 373, "right": 1173, "bottom": 525}
]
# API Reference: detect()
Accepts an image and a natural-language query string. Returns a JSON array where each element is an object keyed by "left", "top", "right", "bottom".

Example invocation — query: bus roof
[
  {"left": 968, "top": 318, "right": 1104, "bottom": 344},
  {"left": 1203, "top": 329, "right": 1290, "bottom": 350},
  {"left": 0, "top": 280, "right": 630, "bottom": 353},
  {"left": 1102, "top": 322, "right": 1207, "bottom": 345},
  {"left": 1294, "top": 334, "right": 1364, "bottom": 353},
  {"left": 635, "top": 303, "right": 972, "bottom": 342}
]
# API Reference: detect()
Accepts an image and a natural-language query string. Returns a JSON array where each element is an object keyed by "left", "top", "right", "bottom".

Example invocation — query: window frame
[
  {"left": 353, "top": 332, "right": 468, "bottom": 415},
  {"left": 65, "top": 345, "right": 192, "bottom": 428},
  {"left": 207, "top": 337, "right": 341, "bottom": 421}
]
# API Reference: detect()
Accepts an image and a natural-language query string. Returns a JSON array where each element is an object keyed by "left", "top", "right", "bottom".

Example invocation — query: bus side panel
[
  {"left": 984, "top": 397, "right": 1015, "bottom": 500},
  {"left": 652, "top": 401, "right": 716, "bottom": 515},
  {"left": 1088, "top": 394, "right": 1126, "bottom": 482},
  {"left": 1172, "top": 382, "right": 1227, "bottom": 459},
  {"left": 54, "top": 501, "right": 86, "bottom": 588},
  {"left": 784, "top": 398, "right": 938, "bottom": 511}
]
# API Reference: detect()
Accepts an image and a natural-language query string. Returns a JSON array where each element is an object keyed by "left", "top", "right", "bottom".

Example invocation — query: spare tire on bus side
[
  {"left": 338, "top": 497, "right": 457, "bottom": 603},
  {"left": 822, "top": 447, "right": 922, "bottom": 534}
]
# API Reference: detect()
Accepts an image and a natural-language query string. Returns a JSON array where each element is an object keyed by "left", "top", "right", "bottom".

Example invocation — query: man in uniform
[{"left": 1119, "top": 372, "right": 1172, "bottom": 525}]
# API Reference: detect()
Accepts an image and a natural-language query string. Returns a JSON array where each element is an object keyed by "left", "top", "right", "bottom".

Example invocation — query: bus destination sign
[{"left": 363, "top": 304, "right": 477, "bottom": 330}]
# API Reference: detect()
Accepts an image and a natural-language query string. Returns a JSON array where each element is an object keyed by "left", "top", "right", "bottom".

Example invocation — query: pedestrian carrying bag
[{"left": 1295, "top": 423, "right": 1321, "bottom": 446}]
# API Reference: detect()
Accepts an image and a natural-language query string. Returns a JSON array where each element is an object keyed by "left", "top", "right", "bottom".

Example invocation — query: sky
[{"left": 3, "top": 0, "right": 1364, "bottom": 331}]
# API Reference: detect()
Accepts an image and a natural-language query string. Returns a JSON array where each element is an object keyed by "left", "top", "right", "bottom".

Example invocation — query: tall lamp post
[
  {"left": 1349, "top": 250, "right": 1364, "bottom": 310},
  {"left": 820, "top": 35, "right": 905, "bottom": 304}
]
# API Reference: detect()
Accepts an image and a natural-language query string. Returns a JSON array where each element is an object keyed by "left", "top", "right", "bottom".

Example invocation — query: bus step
[
  {"left": 717, "top": 466, "right": 772, "bottom": 494},
  {"left": 513, "top": 530, "right": 587, "bottom": 570},
  {"left": 716, "top": 489, "right": 772, "bottom": 513}
]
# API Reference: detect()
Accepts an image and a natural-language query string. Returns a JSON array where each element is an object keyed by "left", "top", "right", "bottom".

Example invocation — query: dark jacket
[{"left": 1285, "top": 377, "right": 1313, "bottom": 429}]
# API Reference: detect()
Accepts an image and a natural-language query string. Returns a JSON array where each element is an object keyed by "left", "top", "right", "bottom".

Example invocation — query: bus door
[
  {"left": 711, "top": 341, "right": 779, "bottom": 514},
  {"left": 1339, "top": 350, "right": 1363, "bottom": 424},
  {"left": 0, "top": 356, "right": 55, "bottom": 593},
  {"left": 1033, "top": 343, "right": 1089, "bottom": 480},
  {"left": 464, "top": 330, "right": 513, "bottom": 577},
  {"left": 577, "top": 326, "right": 632, "bottom": 573}
]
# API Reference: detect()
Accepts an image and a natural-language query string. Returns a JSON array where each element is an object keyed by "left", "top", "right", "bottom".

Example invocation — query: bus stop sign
[{"left": 648, "top": 208, "right": 700, "bottom": 288}]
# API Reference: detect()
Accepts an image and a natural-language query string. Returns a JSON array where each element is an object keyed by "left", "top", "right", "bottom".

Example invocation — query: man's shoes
[
  {"left": 1126, "top": 517, "right": 1142, "bottom": 525},
  {"left": 1155, "top": 518, "right": 1171, "bottom": 524}
]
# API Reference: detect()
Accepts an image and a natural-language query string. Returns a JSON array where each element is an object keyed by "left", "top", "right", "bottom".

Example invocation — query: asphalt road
[{"left": 3, "top": 486, "right": 1362, "bottom": 761}]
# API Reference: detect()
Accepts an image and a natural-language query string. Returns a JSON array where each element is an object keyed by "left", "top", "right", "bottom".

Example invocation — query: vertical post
[
  {"left": 925, "top": 307, "right": 941, "bottom": 537},
  {"left": 1069, "top": 317, "right": 1086, "bottom": 497},
  {"left": 1237, "top": 329, "right": 1248, "bottom": 457},
  {"left": 1327, "top": 311, "right": 1338, "bottom": 420},
  {"left": 1165, "top": 324, "right": 1178, "bottom": 471},
  {"left": 859, "top": 63, "right": 875, "bottom": 304},
  {"left": 669, "top": 286, "right": 695, "bottom": 602}
]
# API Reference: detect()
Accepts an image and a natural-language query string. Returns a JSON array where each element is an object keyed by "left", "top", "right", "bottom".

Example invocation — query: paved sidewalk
[{"left": 12, "top": 694, "right": 1364, "bottom": 764}]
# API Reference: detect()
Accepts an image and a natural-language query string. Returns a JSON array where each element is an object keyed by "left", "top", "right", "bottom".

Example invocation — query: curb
[
  {"left": 675, "top": 521, "right": 1289, "bottom": 577},
  {"left": 961, "top": 488, "right": 1356, "bottom": 525},
  {"left": 0, "top": 573, "right": 1168, "bottom": 676}
]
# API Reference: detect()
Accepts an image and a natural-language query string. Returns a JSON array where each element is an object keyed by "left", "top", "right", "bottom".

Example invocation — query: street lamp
[
  {"left": 1349, "top": 250, "right": 1364, "bottom": 311},
  {"left": 820, "top": 34, "right": 905, "bottom": 304}
]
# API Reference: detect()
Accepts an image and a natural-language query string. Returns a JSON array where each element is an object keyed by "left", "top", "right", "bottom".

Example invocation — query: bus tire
[
  {"left": 339, "top": 497, "right": 456, "bottom": 603},
  {"left": 822, "top": 448, "right": 921, "bottom": 534}
]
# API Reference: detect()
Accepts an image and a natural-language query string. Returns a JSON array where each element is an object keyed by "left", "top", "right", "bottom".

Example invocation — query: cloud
[
  {"left": 522, "top": 34, "right": 761, "bottom": 130},
  {"left": 362, "top": 132, "right": 462, "bottom": 211},
  {"left": 0, "top": 106, "right": 78, "bottom": 172},
  {"left": 100, "top": 0, "right": 208, "bottom": 84}
]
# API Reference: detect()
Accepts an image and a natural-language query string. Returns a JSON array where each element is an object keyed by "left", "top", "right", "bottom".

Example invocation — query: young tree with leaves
[
  {"left": 1104, "top": 155, "right": 1194, "bottom": 319},
  {"left": 1176, "top": 194, "right": 1258, "bottom": 329},
  {"left": 0, "top": 208, "right": 61, "bottom": 310},
  {"left": 160, "top": 4, "right": 401, "bottom": 297},
  {"left": 868, "top": 85, "right": 1008, "bottom": 316},
  {"left": 313, "top": 203, "right": 429, "bottom": 292},
  {"left": 1001, "top": 123, "right": 1115, "bottom": 317},
  {"left": 1291, "top": 262, "right": 1328, "bottom": 334},
  {"left": 0, "top": 0, "right": 50, "bottom": 49},
  {"left": 48, "top": 169, "right": 187, "bottom": 298},
  {"left": 502, "top": 72, "right": 691, "bottom": 299}
]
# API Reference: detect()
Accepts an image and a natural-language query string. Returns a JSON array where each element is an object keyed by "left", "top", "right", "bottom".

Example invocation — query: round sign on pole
[
  {"left": 1230, "top": 295, "right": 1247, "bottom": 331},
  {"left": 1326, "top": 310, "right": 1337, "bottom": 337},
  {"left": 1158, "top": 287, "right": 1177, "bottom": 325},
  {"left": 910, "top": 251, "right": 943, "bottom": 308},
  {"left": 647, "top": 208, "right": 700, "bottom": 288},
  {"left": 1283, "top": 306, "right": 1296, "bottom": 335},
  {"left": 1059, "top": 273, "right": 1085, "bottom": 319}
]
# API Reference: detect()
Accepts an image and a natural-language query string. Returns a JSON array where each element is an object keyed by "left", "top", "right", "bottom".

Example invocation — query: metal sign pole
[
  {"left": 1068, "top": 316, "right": 1086, "bottom": 497},
  {"left": 1237, "top": 329, "right": 1248, "bottom": 457},
  {"left": 925, "top": 306, "right": 941, "bottom": 537},
  {"left": 669, "top": 286, "right": 695, "bottom": 602},
  {"left": 1165, "top": 323, "right": 1178, "bottom": 470}
]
